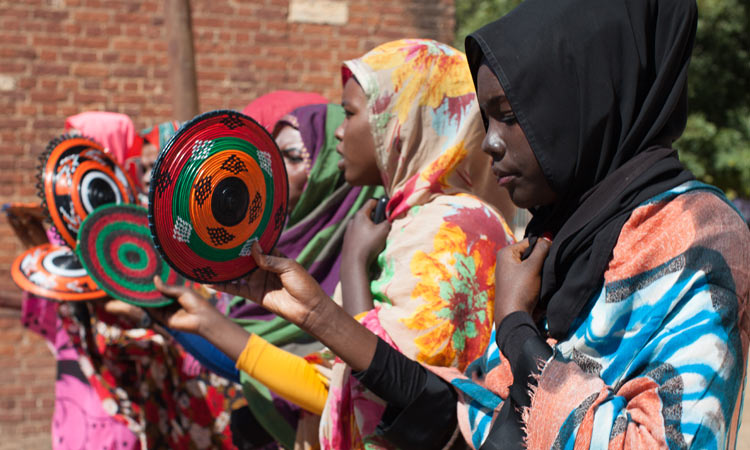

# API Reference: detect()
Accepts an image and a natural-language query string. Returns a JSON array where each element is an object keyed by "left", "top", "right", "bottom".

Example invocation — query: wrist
[
  {"left": 494, "top": 304, "right": 532, "bottom": 326},
  {"left": 300, "top": 293, "right": 337, "bottom": 338},
  {"left": 342, "top": 246, "right": 370, "bottom": 267},
  {"left": 197, "top": 307, "right": 224, "bottom": 340}
]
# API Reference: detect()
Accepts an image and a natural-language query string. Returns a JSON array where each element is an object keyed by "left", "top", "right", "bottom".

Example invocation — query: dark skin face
[
  {"left": 477, "top": 64, "right": 557, "bottom": 209},
  {"left": 334, "top": 78, "right": 382, "bottom": 187},
  {"left": 274, "top": 124, "right": 309, "bottom": 212},
  {"left": 140, "top": 141, "right": 159, "bottom": 191}
]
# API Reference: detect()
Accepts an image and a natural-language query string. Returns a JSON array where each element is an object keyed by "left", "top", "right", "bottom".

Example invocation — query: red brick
[
  {"left": 72, "top": 10, "right": 110, "bottom": 22},
  {"left": 30, "top": 63, "right": 69, "bottom": 76},
  {"left": 112, "top": 38, "right": 151, "bottom": 51},
  {"left": 72, "top": 37, "right": 110, "bottom": 49},
  {"left": 0, "top": 411, "right": 24, "bottom": 423},
  {"left": 72, "top": 63, "right": 109, "bottom": 77},
  {"left": 0, "top": 47, "right": 36, "bottom": 59},
  {"left": 2, "top": 63, "right": 28, "bottom": 74},
  {"left": 32, "top": 36, "right": 69, "bottom": 47},
  {"left": 0, "top": 33, "right": 29, "bottom": 45},
  {"left": 0, "top": 385, "right": 26, "bottom": 397},
  {"left": 30, "top": 91, "right": 68, "bottom": 102},
  {"left": 74, "top": 92, "right": 109, "bottom": 104},
  {"left": 2, "top": 19, "right": 22, "bottom": 31},
  {"left": 111, "top": 66, "right": 146, "bottom": 78},
  {"left": 2, "top": 8, "right": 29, "bottom": 19}
]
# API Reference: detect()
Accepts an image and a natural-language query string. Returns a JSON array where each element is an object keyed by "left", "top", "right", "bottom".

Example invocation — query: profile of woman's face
[
  {"left": 476, "top": 64, "right": 557, "bottom": 209},
  {"left": 140, "top": 141, "right": 160, "bottom": 192},
  {"left": 334, "top": 78, "right": 382, "bottom": 187},
  {"left": 274, "top": 124, "right": 309, "bottom": 212}
]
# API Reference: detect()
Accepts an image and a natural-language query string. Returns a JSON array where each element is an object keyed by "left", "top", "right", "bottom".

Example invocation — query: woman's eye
[
  {"left": 282, "top": 150, "right": 304, "bottom": 164},
  {"left": 498, "top": 112, "right": 517, "bottom": 125}
]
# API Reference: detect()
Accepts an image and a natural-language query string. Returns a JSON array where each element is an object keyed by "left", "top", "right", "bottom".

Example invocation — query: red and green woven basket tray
[{"left": 148, "top": 110, "right": 289, "bottom": 283}]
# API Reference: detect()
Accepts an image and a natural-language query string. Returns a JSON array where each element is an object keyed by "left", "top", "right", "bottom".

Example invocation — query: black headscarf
[{"left": 467, "top": 0, "right": 696, "bottom": 339}]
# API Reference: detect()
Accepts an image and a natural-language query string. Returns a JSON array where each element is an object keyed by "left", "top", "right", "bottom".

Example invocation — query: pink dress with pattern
[{"left": 21, "top": 293, "right": 141, "bottom": 450}]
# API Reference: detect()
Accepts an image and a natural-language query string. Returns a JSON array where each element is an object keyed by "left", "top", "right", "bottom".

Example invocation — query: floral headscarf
[
  {"left": 342, "top": 39, "right": 512, "bottom": 220},
  {"left": 318, "top": 39, "right": 515, "bottom": 449}
]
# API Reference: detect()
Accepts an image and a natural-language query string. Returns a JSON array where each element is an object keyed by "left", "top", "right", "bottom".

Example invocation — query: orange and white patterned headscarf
[
  {"left": 342, "top": 39, "right": 511, "bottom": 220},
  {"left": 319, "top": 40, "right": 515, "bottom": 449}
]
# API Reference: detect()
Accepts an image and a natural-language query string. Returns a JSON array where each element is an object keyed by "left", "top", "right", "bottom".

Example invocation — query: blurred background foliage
[{"left": 455, "top": 0, "right": 750, "bottom": 198}]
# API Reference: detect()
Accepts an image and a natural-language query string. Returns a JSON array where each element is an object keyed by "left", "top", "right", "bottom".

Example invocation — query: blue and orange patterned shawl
[{"left": 435, "top": 181, "right": 750, "bottom": 449}]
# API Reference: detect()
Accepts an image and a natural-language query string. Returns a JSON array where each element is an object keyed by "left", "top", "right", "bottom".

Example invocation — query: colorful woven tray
[
  {"left": 148, "top": 110, "right": 289, "bottom": 283},
  {"left": 38, "top": 134, "right": 138, "bottom": 248},
  {"left": 11, "top": 243, "right": 106, "bottom": 301},
  {"left": 76, "top": 204, "right": 184, "bottom": 307}
]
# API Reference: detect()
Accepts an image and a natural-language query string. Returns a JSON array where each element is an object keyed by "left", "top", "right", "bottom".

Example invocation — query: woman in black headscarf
[{"left": 431, "top": 0, "right": 750, "bottom": 448}]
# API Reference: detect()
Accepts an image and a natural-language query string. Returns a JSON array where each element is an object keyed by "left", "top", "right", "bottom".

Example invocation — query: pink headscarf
[
  {"left": 64, "top": 112, "right": 143, "bottom": 183},
  {"left": 241, "top": 90, "right": 328, "bottom": 132}
]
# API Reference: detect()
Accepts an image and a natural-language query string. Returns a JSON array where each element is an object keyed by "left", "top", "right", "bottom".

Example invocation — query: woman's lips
[
  {"left": 497, "top": 174, "right": 517, "bottom": 186},
  {"left": 492, "top": 167, "right": 518, "bottom": 186}
]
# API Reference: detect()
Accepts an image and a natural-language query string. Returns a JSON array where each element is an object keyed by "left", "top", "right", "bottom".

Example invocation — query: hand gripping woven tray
[{"left": 148, "top": 110, "right": 289, "bottom": 283}]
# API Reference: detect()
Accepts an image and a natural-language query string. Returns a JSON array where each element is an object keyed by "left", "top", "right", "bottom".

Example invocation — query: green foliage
[
  {"left": 677, "top": 0, "right": 750, "bottom": 197},
  {"left": 455, "top": 0, "right": 750, "bottom": 197},
  {"left": 453, "top": 0, "right": 521, "bottom": 51}
]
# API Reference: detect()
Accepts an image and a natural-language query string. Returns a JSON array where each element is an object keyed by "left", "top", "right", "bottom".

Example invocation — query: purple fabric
[
  {"left": 276, "top": 191, "right": 360, "bottom": 294},
  {"left": 274, "top": 104, "right": 366, "bottom": 295},
  {"left": 274, "top": 103, "right": 328, "bottom": 166},
  {"left": 227, "top": 301, "right": 279, "bottom": 322}
]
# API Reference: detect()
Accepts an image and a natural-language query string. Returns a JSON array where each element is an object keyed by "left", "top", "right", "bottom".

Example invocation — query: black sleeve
[
  {"left": 353, "top": 338, "right": 458, "bottom": 449},
  {"left": 480, "top": 312, "right": 553, "bottom": 450}
]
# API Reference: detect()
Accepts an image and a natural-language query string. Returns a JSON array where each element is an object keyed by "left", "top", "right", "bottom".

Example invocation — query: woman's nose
[
  {"left": 481, "top": 129, "right": 505, "bottom": 162},
  {"left": 334, "top": 122, "right": 345, "bottom": 141}
]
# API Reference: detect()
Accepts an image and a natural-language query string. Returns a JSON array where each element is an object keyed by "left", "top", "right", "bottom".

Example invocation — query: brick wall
[
  {"left": 0, "top": 0, "right": 454, "bottom": 447},
  {"left": 0, "top": 312, "right": 57, "bottom": 450}
]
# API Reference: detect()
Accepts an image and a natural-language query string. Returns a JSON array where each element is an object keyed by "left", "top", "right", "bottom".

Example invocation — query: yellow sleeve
[{"left": 236, "top": 333, "right": 328, "bottom": 415}]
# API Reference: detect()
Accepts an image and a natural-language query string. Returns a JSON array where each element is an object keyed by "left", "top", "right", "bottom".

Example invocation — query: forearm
[
  {"left": 482, "top": 312, "right": 552, "bottom": 448},
  {"left": 236, "top": 333, "right": 328, "bottom": 414},
  {"left": 199, "top": 310, "right": 253, "bottom": 362},
  {"left": 354, "top": 338, "right": 458, "bottom": 449},
  {"left": 303, "top": 296, "right": 377, "bottom": 372},
  {"left": 340, "top": 254, "right": 374, "bottom": 316},
  {"left": 169, "top": 328, "right": 240, "bottom": 382}
]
